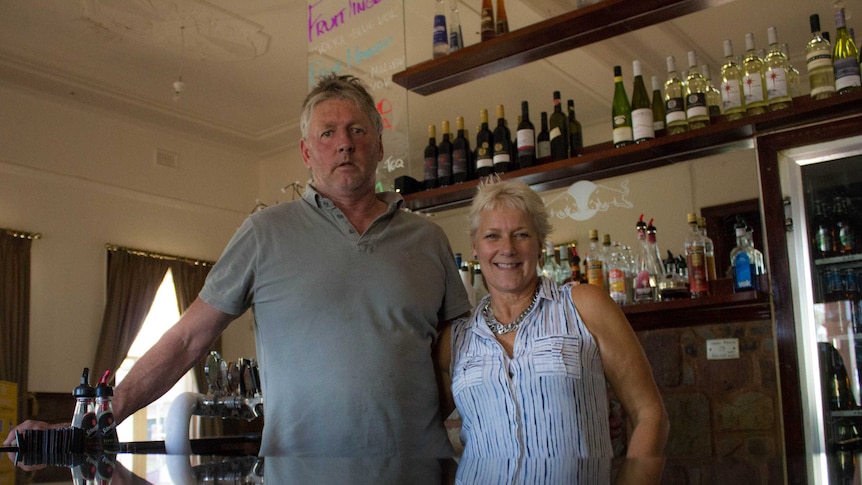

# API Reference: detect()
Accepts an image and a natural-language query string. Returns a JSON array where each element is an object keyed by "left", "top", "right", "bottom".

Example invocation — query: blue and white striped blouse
[{"left": 450, "top": 277, "right": 613, "bottom": 459}]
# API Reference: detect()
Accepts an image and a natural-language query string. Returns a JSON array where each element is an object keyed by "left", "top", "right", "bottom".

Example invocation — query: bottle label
[
  {"left": 480, "top": 8, "right": 495, "bottom": 39},
  {"left": 631, "top": 108, "right": 655, "bottom": 141},
  {"left": 449, "top": 26, "right": 463, "bottom": 50},
  {"left": 806, "top": 49, "right": 832, "bottom": 71},
  {"left": 586, "top": 261, "right": 604, "bottom": 289},
  {"left": 634, "top": 269, "right": 654, "bottom": 301},
  {"left": 452, "top": 148, "right": 468, "bottom": 175},
  {"left": 537, "top": 140, "right": 551, "bottom": 159},
  {"left": 437, "top": 152, "right": 452, "bottom": 179},
  {"left": 665, "top": 97, "right": 686, "bottom": 124},
  {"left": 609, "top": 268, "right": 627, "bottom": 294},
  {"left": 433, "top": 15, "right": 448, "bottom": 46},
  {"left": 476, "top": 145, "right": 493, "bottom": 169},
  {"left": 721, "top": 79, "right": 743, "bottom": 110},
  {"left": 493, "top": 151, "right": 511, "bottom": 164},
  {"left": 98, "top": 410, "right": 120, "bottom": 451},
  {"left": 743, "top": 74, "right": 765, "bottom": 103},
  {"left": 613, "top": 125, "right": 633, "bottom": 145},
  {"left": 733, "top": 253, "right": 754, "bottom": 291},
  {"left": 766, "top": 68, "right": 789, "bottom": 99},
  {"left": 685, "top": 93, "right": 708, "bottom": 118},
  {"left": 549, "top": 126, "right": 563, "bottom": 142},
  {"left": 834, "top": 57, "right": 862, "bottom": 91},
  {"left": 424, "top": 156, "right": 437, "bottom": 182},
  {"left": 516, "top": 129, "right": 535, "bottom": 152},
  {"left": 687, "top": 248, "right": 708, "bottom": 293}
]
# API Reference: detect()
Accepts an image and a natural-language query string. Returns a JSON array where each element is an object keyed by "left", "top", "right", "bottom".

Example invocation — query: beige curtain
[
  {"left": 92, "top": 249, "right": 170, "bottom": 381},
  {"left": 0, "top": 231, "right": 33, "bottom": 422}
]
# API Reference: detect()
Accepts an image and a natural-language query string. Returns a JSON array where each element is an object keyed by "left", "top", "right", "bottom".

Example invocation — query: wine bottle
[
  {"left": 664, "top": 56, "right": 688, "bottom": 135},
  {"left": 475, "top": 109, "right": 494, "bottom": 177},
  {"left": 437, "top": 120, "right": 453, "bottom": 186},
  {"left": 480, "top": 0, "right": 495, "bottom": 42},
  {"left": 781, "top": 43, "right": 801, "bottom": 99},
  {"left": 611, "top": 65, "right": 634, "bottom": 147},
  {"left": 807, "top": 14, "right": 836, "bottom": 100},
  {"left": 685, "top": 51, "right": 710, "bottom": 129},
  {"left": 452, "top": 116, "right": 471, "bottom": 183},
  {"left": 833, "top": 8, "right": 862, "bottom": 93},
  {"left": 432, "top": 0, "right": 448, "bottom": 59},
  {"left": 765, "top": 26, "right": 792, "bottom": 111},
  {"left": 720, "top": 39, "right": 746, "bottom": 121},
  {"left": 537, "top": 112, "right": 552, "bottom": 164},
  {"left": 742, "top": 32, "right": 768, "bottom": 116},
  {"left": 448, "top": 0, "right": 463, "bottom": 52},
  {"left": 651, "top": 75, "right": 666, "bottom": 132},
  {"left": 567, "top": 100, "right": 584, "bottom": 157},
  {"left": 495, "top": 0, "right": 509, "bottom": 36},
  {"left": 630, "top": 60, "right": 655, "bottom": 143},
  {"left": 701, "top": 64, "right": 722, "bottom": 119},
  {"left": 424, "top": 124, "right": 438, "bottom": 190},
  {"left": 492, "top": 104, "right": 512, "bottom": 173},
  {"left": 549, "top": 91, "right": 569, "bottom": 160},
  {"left": 685, "top": 212, "right": 709, "bottom": 297},
  {"left": 516, "top": 101, "right": 536, "bottom": 168}
]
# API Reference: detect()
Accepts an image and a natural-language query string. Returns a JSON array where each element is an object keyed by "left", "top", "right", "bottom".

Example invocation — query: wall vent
[{"left": 154, "top": 149, "right": 178, "bottom": 169}]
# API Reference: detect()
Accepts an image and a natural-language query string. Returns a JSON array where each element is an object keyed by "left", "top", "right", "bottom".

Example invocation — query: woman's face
[{"left": 472, "top": 205, "right": 541, "bottom": 298}]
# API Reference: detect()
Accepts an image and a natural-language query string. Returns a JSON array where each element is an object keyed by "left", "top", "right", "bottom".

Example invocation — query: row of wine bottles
[{"left": 422, "top": 93, "right": 584, "bottom": 189}]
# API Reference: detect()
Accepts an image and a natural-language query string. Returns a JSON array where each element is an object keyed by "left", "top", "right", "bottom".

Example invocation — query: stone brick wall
[{"left": 637, "top": 318, "right": 784, "bottom": 484}]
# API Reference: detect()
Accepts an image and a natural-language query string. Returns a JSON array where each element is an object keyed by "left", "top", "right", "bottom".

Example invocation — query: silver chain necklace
[{"left": 482, "top": 288, "right": 540, "bottom": 335}]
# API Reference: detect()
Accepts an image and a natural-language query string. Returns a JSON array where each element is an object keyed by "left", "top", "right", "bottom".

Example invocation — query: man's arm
[
  {"left": 113, "top": 297, "right": 236, "bottom": 424},
  {"left": 433, "top": 321, "right": 455, "bottom": 418}
]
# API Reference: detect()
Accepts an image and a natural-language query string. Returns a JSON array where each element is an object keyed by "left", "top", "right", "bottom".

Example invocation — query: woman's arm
[{"left": 570, "top": 284, "right": 670, "bottom": 457}]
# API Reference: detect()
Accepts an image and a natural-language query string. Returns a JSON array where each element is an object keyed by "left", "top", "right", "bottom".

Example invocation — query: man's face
[{"left": 300, "top": 98, "right": 383, "bottom": 199}]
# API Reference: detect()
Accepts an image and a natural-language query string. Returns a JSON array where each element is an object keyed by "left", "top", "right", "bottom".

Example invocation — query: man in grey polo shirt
[{"left": 110, "top": 74, "right": 471, "bottom": 457}]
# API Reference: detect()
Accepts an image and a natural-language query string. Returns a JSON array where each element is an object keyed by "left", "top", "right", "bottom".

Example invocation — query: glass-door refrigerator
[{"left": 780, "top": 134, "right": 862, "bottom": 485}]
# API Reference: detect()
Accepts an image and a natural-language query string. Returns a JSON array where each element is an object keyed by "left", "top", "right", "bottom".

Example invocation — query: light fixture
[{"left": 173, "top": 25, "right": 186, "bottom": 102}]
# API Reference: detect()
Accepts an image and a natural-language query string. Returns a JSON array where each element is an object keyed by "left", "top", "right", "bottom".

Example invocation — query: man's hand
[{"left": 3, "top": 420, "right": 65, "bottom": 446}]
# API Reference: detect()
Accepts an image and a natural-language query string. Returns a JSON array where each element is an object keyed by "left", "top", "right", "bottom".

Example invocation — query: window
[{"left": 115, "top": 269, "right": 199, "bottom": 443}]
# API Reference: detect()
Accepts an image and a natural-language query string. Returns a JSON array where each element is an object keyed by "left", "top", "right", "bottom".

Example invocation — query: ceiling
[{"left": 0, "top": 0, "right": 852, "bottom": 162}]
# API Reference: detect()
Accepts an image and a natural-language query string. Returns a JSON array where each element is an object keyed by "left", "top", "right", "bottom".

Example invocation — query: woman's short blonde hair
[{"left": 468, "top": 177, "right": 552, "bottom": 245}]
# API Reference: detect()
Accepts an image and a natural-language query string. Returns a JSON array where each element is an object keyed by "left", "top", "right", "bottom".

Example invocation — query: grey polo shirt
[{"left": 200, "top": 186, "right": 471, "bottom": 457}]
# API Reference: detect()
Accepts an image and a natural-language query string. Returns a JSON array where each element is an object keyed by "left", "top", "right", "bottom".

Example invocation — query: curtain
[
  {"left": 0, "top": 232, "right": 32, "bottom": 421},
  {"left": 92, "top": 250, "right": 170, "bottom": 380}
]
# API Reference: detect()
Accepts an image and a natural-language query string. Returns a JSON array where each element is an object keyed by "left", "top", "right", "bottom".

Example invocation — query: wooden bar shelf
[{"left": 403, "top": 91, "right": 862, "bottom": 213}]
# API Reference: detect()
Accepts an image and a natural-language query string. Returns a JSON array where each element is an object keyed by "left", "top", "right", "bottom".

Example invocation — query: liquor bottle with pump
[
  {"left": 585, "top": 229, "right": 605, "bottom": 290},
  {"left": 742, "top": 33, "right": 768, "bottom": 116},
  {"left": 495, "top": 0, "right": 509, "bottom": 35},
  {"left": 423, "top": 124, "right": 438, "bottom": 190},
  {"left": 437, "top": 120, "right": 453, "bottom": 186},
  {"left": 516, "top": 101, "right": 536, "bottom": 168},
  {"left": 567, "top": 99, "right": 583, "bottom": 157},
  {"left": 448, "top": 0, "right": 463, "bottom": 52},
  {"left": 96, "top": 370, "right": 120, "bottom": 452},
  {"left": 633, "top": 215, "right": 660, "bottom": 303},
  {"left": 720, "top": 39, "right": 746, "bottom": 121},
  {"left": 646, "top": 219, "right": 667, "bottom": 286},
  {"left": 72, "top": 367, "right": 98, "bottom": 450},
  {"left": 807, "top": 13, "right": 836, "bottom": 100},
  {"left": 651, "top": 75, "right": 666, "bottom": 132},
  {"left": 630, "top": 60, "right": 655, "bottom": 143},
  {"left": 685, "top": 212, "right": 709, "bottom": 298},
  {"left": 685, "top": 51, "right": 710, "bottom": 130},
  {"left": 549, "top": 91, "right": 569, "bottom": 160},
  {"left": 764, "top": 26, "right": 792, "bottom": 111},
  {"left": 664, "top": 56, "right": 688, "bottom": 135},
  {"left": 701, "top": 65, "right": 721, "bottom": 119},
  {"left": 480, "top": 0, "right": 495, "bottom": 42},
  {"left": 432, "top": 0, "right": 448, "bottom": 59},
  {"left": 452, "top": 116, "right": 471, "bottom": 183},
  {"left": 833, "top": 7, "right": 862, "bottom": 93},
  {"left": 537, "top": 112, "right": 551, "bottom": 164},
  {"left": 492, "top": 104, "right": 512, "bottom": 173},
  {"left": 612, "top": 65, "right": 634, "bottom": 147},
  {"left": 475, "top": 109, "right": 494, "bottom": 177}
]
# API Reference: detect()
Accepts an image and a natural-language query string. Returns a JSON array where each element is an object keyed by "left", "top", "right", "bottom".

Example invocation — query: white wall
[{"left": 0, "top": 84, "right": 259, "bottom": 392}]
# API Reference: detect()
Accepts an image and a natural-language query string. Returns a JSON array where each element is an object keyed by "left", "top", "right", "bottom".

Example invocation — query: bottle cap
[
  {"left": 723, "top": 39, "right": 733, "bottom": 58},
  {"left": 73, "top": 367, "right": 96, "bottom": 398}
]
